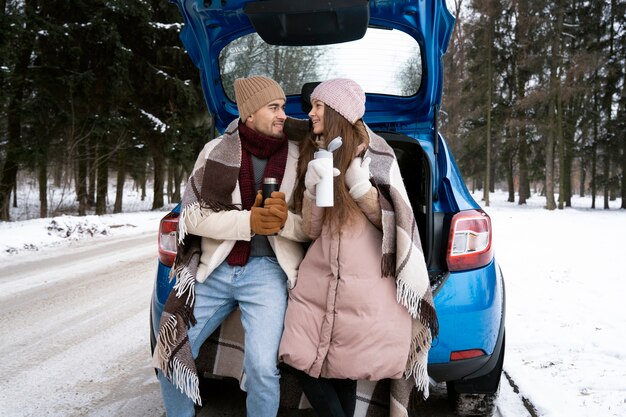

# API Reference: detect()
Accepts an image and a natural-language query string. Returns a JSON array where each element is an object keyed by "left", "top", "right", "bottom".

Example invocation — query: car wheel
[
  {"left": 447, "top": 389, "right": 499, "bottom": 416},
  {"left": 446, "top": 332, "right": 505, "bottom": 415}
]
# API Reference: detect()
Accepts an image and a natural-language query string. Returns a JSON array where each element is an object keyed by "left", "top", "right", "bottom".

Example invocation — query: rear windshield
[{"left": 219, "top": 27, "right": 421, "bottom": 100}]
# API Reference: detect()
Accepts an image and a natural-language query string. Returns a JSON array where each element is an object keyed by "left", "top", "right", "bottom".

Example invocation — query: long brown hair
[{"left": 294, "top": 105, "right": 370, "bottom": 233}]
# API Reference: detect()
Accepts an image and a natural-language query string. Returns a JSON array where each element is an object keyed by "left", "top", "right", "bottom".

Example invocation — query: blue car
[{"left": 151, "top": 0, "right": 505, "bottom": 411}]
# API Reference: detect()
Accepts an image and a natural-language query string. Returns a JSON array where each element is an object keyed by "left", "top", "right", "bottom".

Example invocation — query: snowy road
[
  {"left": 0, "top": 233, "right": 164, "bottom": 417},
  {"left": 0, "top": 230, "right": 533, "bottom": 417}
]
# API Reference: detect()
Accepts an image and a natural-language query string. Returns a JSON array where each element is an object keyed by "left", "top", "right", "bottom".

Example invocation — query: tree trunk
[
  {"left": 140, "top": 164, "right": 147, "bottom": 202},
  {"left": 518, "top": 129, "right": 529, "bottom": 204},
  {"left": 482, "top": 10, "right": 494, "bottom": 207},
  {"left": 38, "top": 163, "right": 48, "bottom": 218},
  {"left": 545, "top": 0, "right": 563, "bottom": 211},
  {"left": 563, "top": 134, "right": 572, "bottom": 207},
  {"left": 167, "top": 160, "right": 174, "bottom": 204},
  {"left": 591, "top": 143, "right": 597, "bottom": 209},
  {"left": 620, "top": 54, "right": 626, "bottom": 209},
  {"left": 513, "top": 0, "right": 530, "bottom": 205},
  {"left": 622, "top": 132, "right": 626, "bottom": 209},
  {"left": 579, "top": 155, "right": 586, "bottom": 197},
  {"left": 603, "top": 153, "right": 610, "bottom": 209},
  {"left": 113, "top": 149, "right": 126, "bottom": 213},
  {"left": 36, "top": 121, "right": 52, "bottom": 218},
  {"left": 173, "top": 164, "right": 183, "bottom": 203},
  {"left": 151, "top": 134, "right": 166, "bottom": 209},
  {"left": 0, "top": 95, "right": 22, "bottom": 220},
  {"left": 77, "top": 138, "right": 88, "bottom": 216},
  {"left": 557, "top": 85, "right": 565, "bottom": 210},
  {"left": 506, "top": 154, "right": 514, "bottom": 202},
  {"left": 87, "top": 136, "right": 96, "bottom": 207},
  {"left": 95, "top": 137, "right": 108, "bottom": 215},
  {"left": 545, "top": 129, "right": 557, "bottom": 210}
]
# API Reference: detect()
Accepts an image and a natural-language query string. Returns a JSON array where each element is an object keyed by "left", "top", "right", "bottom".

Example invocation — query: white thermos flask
[
  {"left": 313, "top": 149, "right": 334, "bottom": 207},
  {"left": 313, "top": 136, "right": 343, "bottom": 207}
]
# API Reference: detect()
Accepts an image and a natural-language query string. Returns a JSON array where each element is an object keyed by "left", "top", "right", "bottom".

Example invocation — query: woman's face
[{"left": 308, "top": 99, "right": 325, "bottom": 136}]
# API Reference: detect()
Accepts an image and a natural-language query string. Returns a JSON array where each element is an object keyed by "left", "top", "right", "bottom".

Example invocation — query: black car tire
[
  {"left": 445, "top": 332, "right": 505, "bottom": 415},
  {"left": 447, "top": 332, "right": 505, "bottom": 396}
]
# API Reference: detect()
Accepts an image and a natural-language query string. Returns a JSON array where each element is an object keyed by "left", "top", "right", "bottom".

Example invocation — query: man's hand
[
  {"left": 250, "top": 191, "right": 282, "bottom": 235},
  {"left": 264, "top": 191, "right": 288, "bottom": 229}
]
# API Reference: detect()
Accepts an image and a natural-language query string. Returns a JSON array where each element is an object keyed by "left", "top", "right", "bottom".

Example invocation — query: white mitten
[
  {"left": 304, "top": 158, "right": 340, "bottom": 200},
  {"left": 345, "top": 157, "right": 372, "bottom": 199}
]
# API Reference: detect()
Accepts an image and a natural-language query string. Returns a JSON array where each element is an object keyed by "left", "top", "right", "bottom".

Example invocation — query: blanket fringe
[
  {"left": 153, "top": 313, "right": 178, "bottom": 374},
  {"left": 170, "top": 356, "right": 202, "bottom": 406},
  {"left": 405, "top": 325, "right": 432, "bottom": 400},
  {"left": 173, "top": 267, "right": 196, "bottom": 307},
  {"left": 419, "top": 297, "right": 439, "bottom": 338},
  {"left": 382, "top": 253, "right": 396, "bottom": 278},
  {"left": 177, "top": 203, "right": 199, "bottom": 244},
  {"left": 396, "top": 279, "right": 424, "bottom": 319},
  {"left": 200, "top": 200, "right": 240, "bottom": 213}
]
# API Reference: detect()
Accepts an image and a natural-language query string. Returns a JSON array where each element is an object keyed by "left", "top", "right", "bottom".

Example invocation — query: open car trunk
[{"left": 376, "top": 132, "right": 448, "bottom": 288}]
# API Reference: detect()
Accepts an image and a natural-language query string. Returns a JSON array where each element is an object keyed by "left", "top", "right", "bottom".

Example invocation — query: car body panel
[{"left": 429, "top": 259, "right": 504, "bottom": 364}]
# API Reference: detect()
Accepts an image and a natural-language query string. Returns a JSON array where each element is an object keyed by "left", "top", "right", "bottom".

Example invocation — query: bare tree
[{"left": 220, "top": 33, "right": 323, "bottom": 99}]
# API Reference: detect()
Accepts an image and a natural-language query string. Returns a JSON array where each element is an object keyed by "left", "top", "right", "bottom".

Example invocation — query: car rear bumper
[{"left": 427, "top": 260, "right": 505, "bottom": 382}]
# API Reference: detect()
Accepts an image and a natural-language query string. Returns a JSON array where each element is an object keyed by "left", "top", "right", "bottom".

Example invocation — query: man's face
[
  {"left": 245, "top": 99, "right": 286, "bottom": 139},
  {"left": 308, "top": 99, "right": 325, "bottom": 136}
]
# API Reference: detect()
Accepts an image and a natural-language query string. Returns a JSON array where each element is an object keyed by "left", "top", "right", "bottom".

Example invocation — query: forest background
[{"left": 0, "top": 0, "right": 624, "bottom": 222}]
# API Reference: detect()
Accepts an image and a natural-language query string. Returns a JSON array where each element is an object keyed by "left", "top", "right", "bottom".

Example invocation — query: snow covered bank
[{"left": 481, "top": 192, "right": 625, "bottom": 417}]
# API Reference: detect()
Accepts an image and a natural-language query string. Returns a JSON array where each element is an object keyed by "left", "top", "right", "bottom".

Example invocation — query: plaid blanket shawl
[
  {"left": 154, "top": 118, "right": 438, "bottom": 416},
  {"left": 152, "top": 120, "right": 245, "bottom": 405},
  {"left": 365, "top": 128, "right": 438, "bottom": 397}
]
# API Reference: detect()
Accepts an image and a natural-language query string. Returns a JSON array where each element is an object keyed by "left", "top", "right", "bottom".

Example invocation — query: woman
[{"left": 279, "top": 79, "right": 438, "bottom": 417}]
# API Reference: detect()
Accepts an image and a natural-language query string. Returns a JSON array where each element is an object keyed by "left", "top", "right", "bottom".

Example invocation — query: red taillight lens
[
  {"left": 450, "top": 349, "right": 486, "bottom": 361},
  {"left": 446, "top": 209, "right": 493, "bottom": 271},
  {"left": 158, "top": 212, "right": 179, "bottom": 266}
]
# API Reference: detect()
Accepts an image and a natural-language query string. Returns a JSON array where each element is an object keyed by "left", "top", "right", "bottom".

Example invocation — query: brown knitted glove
[
  {"left": 264, "top": 191, "right": 288, "bottom": 229},
  {"left": 251, "top": 192, "right": 282, "bottom": 235}
]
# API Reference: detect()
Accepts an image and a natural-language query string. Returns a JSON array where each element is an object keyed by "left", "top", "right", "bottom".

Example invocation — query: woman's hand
[
  {"left": 345, "top": 157, "right": 372, "bottom": 199},
  {"left": 304, "top": 158, "right": 340, "bottom": 200}
]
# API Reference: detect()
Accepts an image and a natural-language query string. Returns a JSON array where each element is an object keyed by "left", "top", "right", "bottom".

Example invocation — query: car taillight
[
  {"left": 158, "top": 212, "right": 179, "bottom": 266},
  {"left": 446, "top": 209, "right": 493, "bottom": 271}
]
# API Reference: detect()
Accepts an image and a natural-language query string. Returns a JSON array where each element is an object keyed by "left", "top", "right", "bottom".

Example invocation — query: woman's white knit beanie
[{"left": 310, "top": 78, "right": 366, "bottom": 125}]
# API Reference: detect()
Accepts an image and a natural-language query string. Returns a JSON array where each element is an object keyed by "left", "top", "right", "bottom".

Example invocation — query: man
[{"left": 153, "top": 76, "right": 307, "bottom": 417}]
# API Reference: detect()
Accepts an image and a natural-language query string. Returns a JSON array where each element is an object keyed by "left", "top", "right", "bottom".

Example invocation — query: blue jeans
[{"left": 158, "top": 257, "right": 288, "bottom": 417}]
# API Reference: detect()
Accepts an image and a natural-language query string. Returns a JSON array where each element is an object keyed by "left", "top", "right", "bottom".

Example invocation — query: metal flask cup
[
  {"left": 314, "top": 149, "right": 334, "bottom": 207},
  {"left": 262, "top": 177, "right": 279, "bottom": 206}
]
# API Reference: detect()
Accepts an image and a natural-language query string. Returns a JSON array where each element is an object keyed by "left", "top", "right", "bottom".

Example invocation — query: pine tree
[{"left": 0, "top": 0, "right": 41, "bottom": 221}]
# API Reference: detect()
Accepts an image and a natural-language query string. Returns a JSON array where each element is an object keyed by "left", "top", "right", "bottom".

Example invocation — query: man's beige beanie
[{"left": 234, "top": 76, "right": 286, "bottom": 120}]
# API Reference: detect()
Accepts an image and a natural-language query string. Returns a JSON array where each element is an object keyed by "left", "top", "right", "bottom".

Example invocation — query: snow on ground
[
  {"left": 0, "top": 186, "right": 624, "bottom": 416},
  {"left": 0, "top": 210, "right": 169, "bottom": 259},
  {"left": 480, "top": 191, "right": 626, "bottom": 417},
  {"left": 1, "top": 175, "right": 175, "bottom": 258}
]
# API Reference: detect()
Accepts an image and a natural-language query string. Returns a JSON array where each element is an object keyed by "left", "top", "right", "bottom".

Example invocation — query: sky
[{"left": 0, "top": 188, "right": 625, "bottom": 416}]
